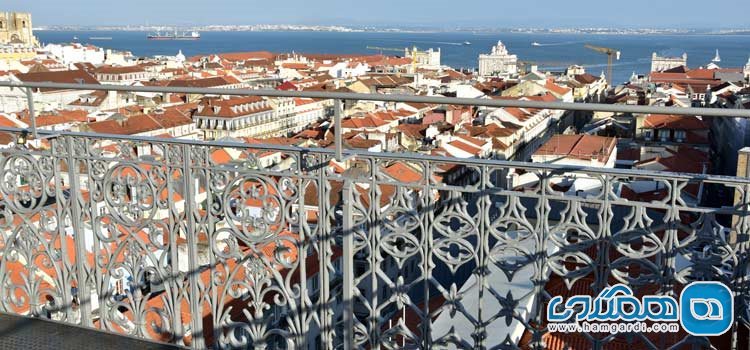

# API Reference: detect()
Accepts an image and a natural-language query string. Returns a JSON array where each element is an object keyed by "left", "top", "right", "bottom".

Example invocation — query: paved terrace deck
[{"left": 0, "top": 313, "right": 185, "bottom": 350}]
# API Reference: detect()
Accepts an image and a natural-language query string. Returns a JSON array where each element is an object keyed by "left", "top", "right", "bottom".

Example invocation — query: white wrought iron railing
[{"left": 0, "top": 82, "right": 748, "bottom": 349}]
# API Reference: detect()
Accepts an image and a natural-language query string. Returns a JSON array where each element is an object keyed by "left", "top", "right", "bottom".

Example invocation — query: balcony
[{"left": 0, "top": 81, "right": 750, "bottom": 349}]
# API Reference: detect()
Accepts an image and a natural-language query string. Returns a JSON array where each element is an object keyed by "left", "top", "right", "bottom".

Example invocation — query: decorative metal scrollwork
[{"left": 0, "top": 133, "right": 745, "bottom": 350}]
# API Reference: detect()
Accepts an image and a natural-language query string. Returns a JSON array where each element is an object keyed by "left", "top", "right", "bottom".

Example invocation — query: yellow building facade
[{"left": 0, "top": 12, "right": 39, "bottom": 47}]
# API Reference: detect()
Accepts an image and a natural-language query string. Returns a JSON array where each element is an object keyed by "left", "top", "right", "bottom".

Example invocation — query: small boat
[
  {"left": 532, "top": 42, "right": 541, "bottom": 47},
  {"left": 463, "top": 41, "right": 472, "bottom": 45},
  {"left": 73, "top": 36, "right": 79, "bottom": 41}
]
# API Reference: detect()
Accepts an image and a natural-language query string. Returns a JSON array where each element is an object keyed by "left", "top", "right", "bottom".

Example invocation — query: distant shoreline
[{"left": 34, "top": 27, "right": 750, "bottom": 36}]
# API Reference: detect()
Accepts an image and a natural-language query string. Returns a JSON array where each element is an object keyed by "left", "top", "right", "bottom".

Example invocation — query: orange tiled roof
[
  {"left": 643, "top": 114, "right": 707, "bottom": 130},
  {"left": 534, "top": 134, "right": 617, "bottom": 162}
]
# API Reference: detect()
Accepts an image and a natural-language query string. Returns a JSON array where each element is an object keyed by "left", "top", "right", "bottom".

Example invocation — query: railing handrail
[
  {"left": 1, "top": 80, "right": 749, "bottom": 118},
  {"left": 2, "top": 125, "right": 748, "bottom": 185}
]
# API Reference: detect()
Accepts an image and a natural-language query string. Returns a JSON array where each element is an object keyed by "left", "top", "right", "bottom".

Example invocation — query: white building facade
[
  {"left": 44, "top": 43, "right": 105, "bottom": 66},
  {"left": 478, "top": 41, "right": 518, "bottom": 77},
  {"left": 406, "top": 47, "right": 441, "bottom": 70},
  {"left": 651, "top": 52, "right": 687, "bottom": 72},
  {"left": 292, "top": 98, "right": 325, "bottom": 134}
]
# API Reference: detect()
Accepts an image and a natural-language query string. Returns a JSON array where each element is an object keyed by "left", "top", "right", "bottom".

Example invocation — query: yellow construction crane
[
  {"left": 584, "top": 44, "right": 620, "bottom": 86},
  {"left": 366, "top": 46, "right": 420, "bottom": 72}
]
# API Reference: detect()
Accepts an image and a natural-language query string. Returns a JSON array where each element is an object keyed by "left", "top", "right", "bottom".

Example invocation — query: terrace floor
[{"left": 0, "top": 313, "right": 185, "bottom": 350}]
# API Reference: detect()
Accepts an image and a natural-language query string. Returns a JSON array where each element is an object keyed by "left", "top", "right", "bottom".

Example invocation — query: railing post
[
  {"left": 182, "top": 144, "right": 205, "bottom": 349},
  {"left": 65, "top": 136, "right": 92, "bottom": 326},
  {"left": 334, "top": 99, "right": 343, "bottom": 161},
  {"left": 24, "top": 87, "right": 38, "bottom": 139},
  {"left": 342, "top": 179, "right": 355, "bottom": 349},
  {"left": 732, "top": 148, "right": 750, "bottom": 244},
  {"left": 731, "top": 148, "right": 750, "bottom": 350},
  {"left": 166, "top": 143, "right": 185, "bottom": 345}
]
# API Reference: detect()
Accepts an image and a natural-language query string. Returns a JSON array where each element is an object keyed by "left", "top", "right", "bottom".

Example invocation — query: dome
[{"left": 175, "top": 49, "right": 186, "bottom": 63}]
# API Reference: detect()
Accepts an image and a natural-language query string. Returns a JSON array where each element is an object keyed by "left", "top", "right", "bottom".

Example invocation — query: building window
[
  {"left": 659, "top": 130, "right": 670, "bottom": 142},
  {"left": 22, "top": 21, "right": 26, "bottom": 28},
  {"left": 0, "top": 21, "right": 4, "bottom": 29},
  {"left": 674, "top": 130, "right": 686, "bottom": 142},
  {"left": 642, "top": 129, "right": 653, "bottom": 141}
]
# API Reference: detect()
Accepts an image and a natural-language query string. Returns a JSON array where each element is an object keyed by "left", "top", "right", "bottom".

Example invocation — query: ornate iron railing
[
  {"left": 0, "top": 128, "right": 747, "bottom": 350},
  {"left": 0, "top": 81, "right": 750, "bottom": 349}
]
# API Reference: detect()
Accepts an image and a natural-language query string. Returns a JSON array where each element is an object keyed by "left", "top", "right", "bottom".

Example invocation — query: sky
[{"left": 3, "top": 0, "right": 747, "bottom": 28}]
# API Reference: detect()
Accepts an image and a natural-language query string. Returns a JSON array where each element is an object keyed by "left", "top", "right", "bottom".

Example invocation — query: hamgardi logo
[
  {"left": 680, "top": 281, "right": 733, "bottom": 336},
  {"left": 547, "top": 281, "right": 733, "bottom": 336}
]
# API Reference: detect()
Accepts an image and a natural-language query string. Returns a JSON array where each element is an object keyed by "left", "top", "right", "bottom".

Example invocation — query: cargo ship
[{"left": 147, "top": 31, "right": 201, "bottom": 40}]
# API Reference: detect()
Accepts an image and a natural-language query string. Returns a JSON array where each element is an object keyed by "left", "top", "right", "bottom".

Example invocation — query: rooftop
[
  {"left": 534, "top": 133, "right": 617, "bottom": 161},
  {"left": 643, "top": 114, "right": 708, "bottom": 129}
]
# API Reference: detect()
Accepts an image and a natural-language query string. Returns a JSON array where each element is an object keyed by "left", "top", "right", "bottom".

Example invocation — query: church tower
[{"left": 0, "top": 12, "right": 39, "bottom": 47}]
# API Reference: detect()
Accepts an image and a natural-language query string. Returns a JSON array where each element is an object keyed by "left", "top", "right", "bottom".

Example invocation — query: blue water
[{"left": 37, "top": 30, "right": 750, "bottom": 84}]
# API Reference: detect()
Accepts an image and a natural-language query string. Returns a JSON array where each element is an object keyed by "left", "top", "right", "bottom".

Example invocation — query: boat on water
[
  {"left": 147, "top": 31, "right": 201, "bottom": 40},
  {"left": 463, "top": 41, "right": 472, "bottom": 45},
  {"left": 531, "top": 42, "right": 541, "bottom": 46},
  {"left": 712, "top": 49, "right": 721, "bottom": 63}
]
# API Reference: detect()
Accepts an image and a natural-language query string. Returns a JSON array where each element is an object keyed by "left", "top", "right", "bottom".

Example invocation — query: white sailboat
[{"left": 712, "top": 49, "right": 721, "bottom": 63}]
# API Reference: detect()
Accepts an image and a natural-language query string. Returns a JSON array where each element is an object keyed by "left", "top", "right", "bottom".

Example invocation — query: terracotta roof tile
[
  {"left": 16, "top": 70, "right": 100, "bottom": 92},
  {"left": 166, "top": 76, "right": 239, "bottom": 88},
  {"left": 643, "top": 114, "right": 707, "bottom": 130},
  {"left": 534, "top": 134, "right": 617, "bottom": 162},
  {"left": 19, "top": 109, "right": 91, "bottom": 127},
  {"left": 194, "top": 96, "right": 271, "bottom": 118},
  {"left": 95, "top": 65, "right": 146, "bottom": 74},
  {"left": 341, "top": 116, "right": 389, "bottom": 129}
]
